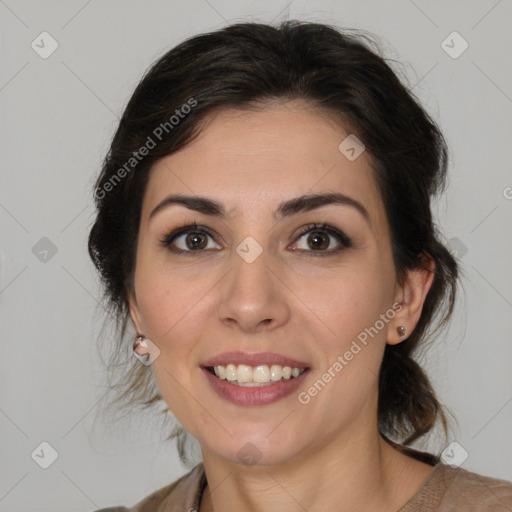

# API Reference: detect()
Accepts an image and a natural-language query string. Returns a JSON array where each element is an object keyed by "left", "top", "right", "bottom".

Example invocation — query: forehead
[{"left": 143, "top": 101, "right": 384, "bottom": 227}]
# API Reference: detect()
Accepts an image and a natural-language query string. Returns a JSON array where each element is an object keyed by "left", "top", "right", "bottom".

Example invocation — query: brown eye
[
  {"left": 291, "top": 223, "right": 352, "bottom": 256},
  {"left": 159, "top": 223, "right": 221, "bottom": 255}
]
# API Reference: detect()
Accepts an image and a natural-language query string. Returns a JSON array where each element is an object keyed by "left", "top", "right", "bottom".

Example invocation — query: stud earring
[
  {"left": 132, "top": 334, "right": 160, "bottom": 366},
  {"left": 133, "top": 334, "right": 147, "bottom": 350},
  {"left": 397, "top": 326, "right": 407, "bottom": 338}
]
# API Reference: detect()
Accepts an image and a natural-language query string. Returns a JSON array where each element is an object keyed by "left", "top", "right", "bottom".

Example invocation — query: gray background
[{"left": 1, "top": 0, "right": 511, "bottom": 510}]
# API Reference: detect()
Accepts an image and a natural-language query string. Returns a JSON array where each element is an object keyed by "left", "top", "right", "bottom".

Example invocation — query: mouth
[{"left": 200, "top": 355, "right": 311, "bottom": 406}]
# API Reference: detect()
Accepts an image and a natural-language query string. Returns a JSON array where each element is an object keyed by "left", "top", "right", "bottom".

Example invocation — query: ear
[
  {"left": 387, "top": 253, "right": 435, "bottom": 345},
  {"left": 127, "top": 289, "right": 148, "bottom": 357}
]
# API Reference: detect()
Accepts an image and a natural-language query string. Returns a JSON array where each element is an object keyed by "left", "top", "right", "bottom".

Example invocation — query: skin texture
[{"left": 128, "top": 100, "right": 436, "bottom": 511}]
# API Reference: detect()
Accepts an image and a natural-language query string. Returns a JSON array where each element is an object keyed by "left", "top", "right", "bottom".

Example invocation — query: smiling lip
[
  {"left": 201, "top": 366, "right": 310, "bottom": 406},
  {"left": 200, "top": 351, "right": 311, "bottom": 406},
  {"left": 200, "top": 350, "right": 310, "bottom": 369}
]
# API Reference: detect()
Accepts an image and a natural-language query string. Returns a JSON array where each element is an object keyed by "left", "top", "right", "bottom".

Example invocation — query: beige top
[{"left": 95, "top": 454, "right": 512, "bottom": 511}]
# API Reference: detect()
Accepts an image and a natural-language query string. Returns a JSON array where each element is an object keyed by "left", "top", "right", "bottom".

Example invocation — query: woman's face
[{"left": 128, "top": 101, "right": 412, "bottom": 466}]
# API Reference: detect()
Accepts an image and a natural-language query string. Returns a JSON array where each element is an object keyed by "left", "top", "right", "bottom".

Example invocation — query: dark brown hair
[{"left": 88, "top": 20, "right": 458, "bottom": 464}]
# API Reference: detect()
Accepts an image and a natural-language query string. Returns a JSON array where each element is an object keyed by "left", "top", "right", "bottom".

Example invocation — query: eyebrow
[{"left": 149, "top": 192, "right": 371, "bottom": 225}]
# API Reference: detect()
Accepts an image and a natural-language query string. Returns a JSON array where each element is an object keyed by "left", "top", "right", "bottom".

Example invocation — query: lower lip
[{"left": 201, "top": 367, "right": 310, "bottom": 406}]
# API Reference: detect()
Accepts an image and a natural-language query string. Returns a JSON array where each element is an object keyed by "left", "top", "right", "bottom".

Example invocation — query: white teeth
[
  {"left": 225, "top": 363, "right": 237, "bottom": 381},
  {"left": 253, "top": 365, "right": 270, "bottom": 383},
  {"left": 237, "top": 364, "right": 253, "bottom": 383},
  {"left": 210, "top": 363, "right": 306, "bottom": 385},
  {"left": 270, "top": 364, "right": 282, "bottom": 381}
]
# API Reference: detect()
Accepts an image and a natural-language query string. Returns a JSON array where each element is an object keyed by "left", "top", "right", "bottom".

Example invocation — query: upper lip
[{"left": 201, "top": 351, "right": 310, "bottom": 369}]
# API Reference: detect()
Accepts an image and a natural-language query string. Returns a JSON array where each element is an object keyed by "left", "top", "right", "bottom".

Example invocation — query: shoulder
[
  {"left": 92, "top": 462, "right": 206, "bottom": 512},
  {"left": 401, "top": 462, "right": 512, "bottom": 511},
  {"left": 438, "top": 464, "right": 512, "bottom": 510}
]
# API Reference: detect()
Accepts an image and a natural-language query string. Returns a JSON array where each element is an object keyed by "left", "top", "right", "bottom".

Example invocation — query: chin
[{"left": 205, "top": 431, "right": 304, "bottom": 468}]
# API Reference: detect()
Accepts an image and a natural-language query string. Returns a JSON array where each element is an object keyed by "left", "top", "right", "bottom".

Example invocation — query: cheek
[
  {"left": 134, "top": 253, "right": 215, "bottom": 341},
  {"left": 133, "top": 267, "right": 212, "bottom": 423},
  {"left": 295, "top": 278, "right": 391, "bottom": 428},
  {"left": 291, "top": 262, "right": 392, "bottom": 401},
  {"left": 291, "top": 260, "right": 392, "bottom": 342}
]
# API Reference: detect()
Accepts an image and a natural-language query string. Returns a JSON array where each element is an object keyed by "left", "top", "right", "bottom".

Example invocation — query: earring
[
  {"left": 133, "top": 334, "right": 148, "bottom": 353},
  {"left": 397, "top": 326, "right": 407, "bottom": 338},
  {"left": 132, "top": 334, "right": 160, "bottom": 365}
]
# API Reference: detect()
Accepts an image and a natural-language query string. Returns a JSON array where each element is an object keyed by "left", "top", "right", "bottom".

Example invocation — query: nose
[{"left": 215, "top": 243, "right": 291, "bottom": 333}]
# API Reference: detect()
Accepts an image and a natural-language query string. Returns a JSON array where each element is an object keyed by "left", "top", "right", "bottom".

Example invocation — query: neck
[{"left": 199, "top": 413, "right": 432, "bottom": 512}]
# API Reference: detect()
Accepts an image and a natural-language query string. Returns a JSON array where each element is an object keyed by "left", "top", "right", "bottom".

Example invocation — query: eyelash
[{"left": 159, "top": 221, "right": 353, "bottom": 257}]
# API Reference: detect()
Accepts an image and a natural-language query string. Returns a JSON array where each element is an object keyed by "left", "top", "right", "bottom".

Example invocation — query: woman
[{"left": 88, "top": 20, "right": 512, "bottom": 511}]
